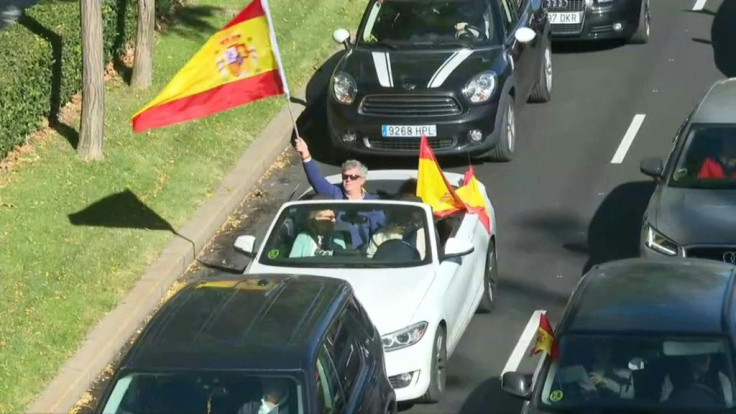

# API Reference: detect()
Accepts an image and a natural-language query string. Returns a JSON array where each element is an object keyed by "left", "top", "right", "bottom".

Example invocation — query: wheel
[
  {"left": 488, "top": 95, "right": 516, "bottom": 162},
  {"left": 476, "top": 239, "right": 497, "bottom": 313},
  {"left": 528, "top": 41, "right": 552, "bottom": 103},
  {"left": 421, "top": 325, "right": 447, "bottom": 403},
  {"left": 630, "top": 0, "right": 650, "bottom": 44}
]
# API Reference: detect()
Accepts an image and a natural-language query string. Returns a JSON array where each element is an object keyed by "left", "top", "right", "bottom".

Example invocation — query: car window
[
  {"left": 259, "top": 202, "right": 432, "bottom": 268},
  {"left": 358, "top": 0, "right": 500, "bottom": 47},
  {"left": 498, "top": 0, "right": 520, "bottom": 33},
  {"left": 316, "top": 347, "right": 346, "bottom": 413},
  {"left": 348, "top": 297, "right": 376, "bottom": 341},
  {"left": 539, "top": 334, "right": 736, "bottom": 409},
  {"left": 669, "top": 124, "right": 736, "bottom": 188},
  {"left": 325, "top": 316, "right": 365, "bottom": 401}
]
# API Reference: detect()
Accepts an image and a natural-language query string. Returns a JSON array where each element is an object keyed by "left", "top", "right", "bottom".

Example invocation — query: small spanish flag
[
  {"left": 416, "top": 135, "right": 466, "bottom": 217},
  {"left": 132, "top": 0, "right": 287, "bottom": 132},
  {"left": 531, "top": 313, "right": 560, "bottom": 359},
  {"left": 455, "top": 165, "right": 492, "bottom": 234}
]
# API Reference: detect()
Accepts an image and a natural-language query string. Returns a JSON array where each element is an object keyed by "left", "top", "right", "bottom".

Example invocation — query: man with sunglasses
[{"left": 293, "top": 136, "right": 385, "bottom": 248}]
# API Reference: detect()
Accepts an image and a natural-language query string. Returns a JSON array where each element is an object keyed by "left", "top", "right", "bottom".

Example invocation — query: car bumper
[
  {"left": 383, "top": 333, "right": 435, "bottom": 401},
  {"left": 327, "top": 98, "right": 502, "bottom": 157},
  {"left": 550, "top": 3, "right": 640, "bottom": 41}
]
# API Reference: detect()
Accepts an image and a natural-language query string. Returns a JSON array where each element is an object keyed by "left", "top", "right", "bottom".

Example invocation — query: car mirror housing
[
  {"left": 234, "top": 235, "right": 257, "bottom": 256},
  {"left": 442, "top": 237, "right": 475, "bottom": 260},
  {"left": 514, "top": 27, "right": 536, "bottom": 44},
  {"left": 640, "top": 157, "right": 664, "bottom": 179},
  {"left": 501, "top": 371, "right": 533, "bottom": 400},
  {"left": 332, "top": 28, "right": 351, "bottom": 49}
]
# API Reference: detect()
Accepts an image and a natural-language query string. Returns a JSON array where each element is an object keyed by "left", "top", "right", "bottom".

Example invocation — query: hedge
[{"left": 0, "top": 0, "right": 175, "bottom": 159}]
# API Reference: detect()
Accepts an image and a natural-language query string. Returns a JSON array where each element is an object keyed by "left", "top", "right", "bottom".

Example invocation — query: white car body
[{"left": 236, "top": 170, "right": 497, "bottom": 402}]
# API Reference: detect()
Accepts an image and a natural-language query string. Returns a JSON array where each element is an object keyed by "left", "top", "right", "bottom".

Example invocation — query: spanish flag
[
  {"left": 416, "top": 135, "right": 465, "bottom": 217},
  {"left": 455, "top": 165, "right": 492, "bottom": 234},
  {"left": 132, "top": 0, "right": 287, "bottom": 132},
  {"left": 530, "top": 313, "right": 560, "bottom": 359}
]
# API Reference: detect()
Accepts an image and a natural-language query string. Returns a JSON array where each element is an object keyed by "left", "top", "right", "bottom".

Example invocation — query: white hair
[{"left": 341, "top": 159, "right": 368, "bottom": 177}]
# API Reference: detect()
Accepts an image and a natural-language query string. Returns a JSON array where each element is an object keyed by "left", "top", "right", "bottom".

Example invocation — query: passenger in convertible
[{"left": 289, "top": 207, "right": 347, "bottom": 258}]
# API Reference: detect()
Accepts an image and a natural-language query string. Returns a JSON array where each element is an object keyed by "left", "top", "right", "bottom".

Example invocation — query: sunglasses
[{"left": 342, "top": 173, "right": 363, "bottom": 181}]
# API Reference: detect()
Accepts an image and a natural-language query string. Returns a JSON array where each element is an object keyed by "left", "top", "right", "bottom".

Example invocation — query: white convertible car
[{"left": 233, "top": 170, "right": 497, "bottom": 403}]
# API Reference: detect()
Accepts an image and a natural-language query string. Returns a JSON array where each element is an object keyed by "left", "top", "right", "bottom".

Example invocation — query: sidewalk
[{"left": 27, "top": 87, "right": 308, "bottom": 414}]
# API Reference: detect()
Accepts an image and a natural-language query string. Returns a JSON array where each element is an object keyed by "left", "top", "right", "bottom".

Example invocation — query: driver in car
[
  {"left": 661, "top": 353, "right": 733, "bottom": 406},
  {"left": 365, "top": 196, "right": 427, "bottom": 260}
]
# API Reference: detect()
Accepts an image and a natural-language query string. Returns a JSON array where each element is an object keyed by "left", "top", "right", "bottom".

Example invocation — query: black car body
[
  {"left": 640, "top": 79, "right": 736, "bottom": 265},
  {"left": 326, "top": 0, "right": 552, "bottom": 162},
  {"left": 93, "top": 274, "right": 396, "bottom": 414},
  {"left": 547, "top": 0, "right": 650, "bottom": 43},
  {"left": 502, "top": 258, "right": 736, "bottom": 413}
]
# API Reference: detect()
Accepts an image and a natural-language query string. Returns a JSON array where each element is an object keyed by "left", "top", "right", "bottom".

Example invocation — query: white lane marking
[
  {"left": 611, "top": 114, "right": 646, "bottom": 164},
  {"left": 502, "top": 309, "right": 546, "bottom": 374},
  {"left": 693, "top": 0, "right": 707, "bottom": 11}
]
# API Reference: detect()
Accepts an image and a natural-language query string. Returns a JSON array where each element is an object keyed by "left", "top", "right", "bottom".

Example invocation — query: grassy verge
[{"left": 0, "top": 0, "right": 364, "bottom": 411}]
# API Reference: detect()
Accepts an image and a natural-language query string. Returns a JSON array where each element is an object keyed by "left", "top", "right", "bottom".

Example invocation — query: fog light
[
  {"left": 612, "top": 22, "right": 623, "bottom": 31},
  {"left": 389, "top": 371, "right": 417, "bottom": 389},
  {"left": 467, "top": 129, "right": 483, "bottom": 143},
  {"left": 341, "top": 131, "right": 357, "bottom": 143}
]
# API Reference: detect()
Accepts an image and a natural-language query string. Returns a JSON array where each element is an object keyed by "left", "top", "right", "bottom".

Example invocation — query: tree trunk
[
  {"left": 131, "top": 0, "right": 155, "bottom": 89},
  {"left": 78, "top": 0, "right": 105, "bottom": 160}
]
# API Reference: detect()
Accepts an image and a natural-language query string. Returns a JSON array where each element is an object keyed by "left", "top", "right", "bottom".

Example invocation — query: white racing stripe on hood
[
  {"left": 427, "top": 49, "right": 474, "bottom": 88},
  {"left": 372, "top": 51, "right": 394, "bottom": 88}
]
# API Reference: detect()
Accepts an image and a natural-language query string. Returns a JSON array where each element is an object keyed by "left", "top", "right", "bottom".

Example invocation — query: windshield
[
  {"left": 358, "top": 0, "right": 500, "bottom": 48},
  {"left": 670, "top": 124, "right": 736, "bottom": 189},
  {"left": 539, "top": 334, "right": 736, "bottom": 410},
  {"left": 100, "top": 372, "right": 303, "bottom": 414},
  {"left": 259, "top": 202, "right": 432, "bottom": 268}
]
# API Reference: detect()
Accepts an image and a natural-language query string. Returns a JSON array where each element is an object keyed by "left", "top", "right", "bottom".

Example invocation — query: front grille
[
  {"left": 360, "top": 95, "right": 462, "bottom": 117},
  {"left": 685, "top": 247, "right": 736, "bottom": 264},
  {"left": 547, "top": 0, "right": 586, "bottom": 35},
  {"left": 364, "top": 137, "right": 455, "bottom": 151}
]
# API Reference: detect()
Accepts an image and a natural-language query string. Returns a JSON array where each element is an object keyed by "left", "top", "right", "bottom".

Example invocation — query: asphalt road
[{"left": 186, "top": 0, "right": 732, "bottom": 412}]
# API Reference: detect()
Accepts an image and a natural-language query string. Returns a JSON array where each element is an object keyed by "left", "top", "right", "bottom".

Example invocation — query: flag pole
[{"left": 260, "top": 0, "right": 300, "bottom": 139}]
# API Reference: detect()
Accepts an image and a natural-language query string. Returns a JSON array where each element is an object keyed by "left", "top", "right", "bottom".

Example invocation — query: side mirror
[
  {"left": 514, "top": 27, "right": 536, "bottom": 44},
  {"left": 234, "top": 235, "right": 257, "bottom": 256},
  {"left": 640, "top": 157, "right": 664, "bottom": 179},
  {"left": 501, "top": 371, "right": 533, "bottom": 400},
  {"left": 442, "top": 237, "right": 475, "bottom": 259},
  {"left": 332, "top": 28, "right": 351, "bottom": 49}
]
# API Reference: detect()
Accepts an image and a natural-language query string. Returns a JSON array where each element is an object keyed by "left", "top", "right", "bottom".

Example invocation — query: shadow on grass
[{"left": 159, "top": 3, "right": 221, "bottom": 40}]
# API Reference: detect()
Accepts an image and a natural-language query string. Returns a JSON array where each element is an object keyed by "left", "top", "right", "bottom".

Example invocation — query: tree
[
  {"left": 78, "top": 0, "right": 105, "bottom": 160},
  {"left": 131, "top": 0, "right": 155, "bottom": 89}
]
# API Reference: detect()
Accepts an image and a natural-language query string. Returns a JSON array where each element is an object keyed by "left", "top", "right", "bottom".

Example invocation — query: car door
[
  {"left": 499, "top": 0, "right": 535, "bottom": 100},
  {"left": 324, "top": 311, "right": 370, "bottom": 413}
]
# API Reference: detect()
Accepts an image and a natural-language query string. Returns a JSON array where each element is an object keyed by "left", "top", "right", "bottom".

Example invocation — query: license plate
[
  {"left": 381, "top": 125, "right": 437, "bottom": 137},
  {"left": 549, "top": 12, "right": 582, "bottom": 24}
]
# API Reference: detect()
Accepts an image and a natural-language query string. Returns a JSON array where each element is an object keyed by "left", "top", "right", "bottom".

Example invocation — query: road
[{"left": 187, "top": 0, "right": 732, "bottom": 412}]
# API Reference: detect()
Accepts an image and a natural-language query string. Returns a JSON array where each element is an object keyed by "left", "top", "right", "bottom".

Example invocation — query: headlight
[
  {"left": 644, "top": 224, "right": 679, "bottom": 256},
  {"left": 332, "top": 72, "right": 357, "bottom": 104},
  {"left": 381, "top": 321, "right": 428, "bottom": 352},
  {"left": 463, "top": 71, "right": 497, "bottom": 104}
]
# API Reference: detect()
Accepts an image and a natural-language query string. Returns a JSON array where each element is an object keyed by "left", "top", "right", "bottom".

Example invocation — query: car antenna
[{"left": 287, "top": 184, "right": 300, "bottom": 201}]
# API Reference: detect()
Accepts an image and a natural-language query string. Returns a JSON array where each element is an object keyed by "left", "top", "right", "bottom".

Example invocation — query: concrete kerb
[{"left": 27, "top": 86, "right": 308, "bottom": 414}]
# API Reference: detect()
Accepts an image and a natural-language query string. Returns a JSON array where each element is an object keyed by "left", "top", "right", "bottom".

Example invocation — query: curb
[{"left": 27, "top": 86, "right": 307, "bottom": 414}]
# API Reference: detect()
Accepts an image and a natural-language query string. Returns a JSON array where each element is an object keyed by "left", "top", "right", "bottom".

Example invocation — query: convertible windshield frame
[
  {"left": 669, "top": 123, "right": 736, "bottom": 190},
  {"left": 355, "top": 0, "right": 504, "bottom": 50},
  {"left": 536, "top": 332, "right": 736, "bottom": 410}
]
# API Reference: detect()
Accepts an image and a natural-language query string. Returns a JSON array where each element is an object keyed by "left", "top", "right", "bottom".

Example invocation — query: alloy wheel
[
  {"left": 486, "top": 247, "right": 496, "bottom": 303},
  {"left": 507, "top": 105, "right": 516, "bottom": 152},
  {"left": 544, "top": 46, "right": 553, "bottom": 93},
  {"left": 435, "top": 333, "right": 446, "bottom": 393}
]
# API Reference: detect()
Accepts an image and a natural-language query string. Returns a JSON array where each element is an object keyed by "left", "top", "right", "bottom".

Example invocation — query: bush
[{"left": 0, "top": 0, "right": 175, "bottom": 159}]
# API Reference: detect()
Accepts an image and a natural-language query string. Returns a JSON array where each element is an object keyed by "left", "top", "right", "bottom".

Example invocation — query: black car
[
  {"left": 502, "top": 258, "right": 736, "bottom": 413},
  {"left": 93, "top": 274, "right": 397, "bottom": 414},
  {"left": 640, "top": 79, "right": 736, "bottom": 264},
  {"left": 547, "top": 0, "right": 650, "bottom": 43},
  {"left": 325, "top": 0, "right": 552, "bottom": 162}
]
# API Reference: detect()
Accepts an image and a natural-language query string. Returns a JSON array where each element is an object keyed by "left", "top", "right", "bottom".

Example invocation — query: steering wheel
[
  {"left": 373, "top": 239, "right": 420, "bottom": 261},
  {"left": 455, "top": 23, "right": 482, "bottom": 40}
]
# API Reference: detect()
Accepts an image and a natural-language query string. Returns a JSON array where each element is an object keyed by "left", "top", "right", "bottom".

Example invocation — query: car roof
[
  {"left": 121, "top": 273, "right": 352, "bottom": 372},
  {"left": 691, "top": 78, "right": 736, "bottom": 124},
  {"left": 563, "top": 258, "right": 736, "bottom": 335}
]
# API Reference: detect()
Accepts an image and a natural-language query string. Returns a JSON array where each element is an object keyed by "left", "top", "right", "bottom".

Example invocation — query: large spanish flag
[
  {"left": 416, "top": 135, "right": 465, "bottom": 217},
  {"left": 530, "top": 313, "right": 560, "bottom": 360},
  {"left": 132, "top": 0, "right": 286, "bottom": 132}
]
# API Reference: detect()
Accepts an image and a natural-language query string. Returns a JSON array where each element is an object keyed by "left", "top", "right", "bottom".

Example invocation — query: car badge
[
  {"left": 546, "top": 0, "right": 569, "bottom": 8},
  {"left": 723, "top": 252, "right": 736, "bottom": 264},
  {"left": 401, "top": 82, "right": 416, "bottom": 91}
]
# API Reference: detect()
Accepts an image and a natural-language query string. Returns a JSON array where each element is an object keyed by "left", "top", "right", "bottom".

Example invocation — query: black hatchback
[
  {"left": 326, "top": 0, "right": 552, "bottom": 162},
  {"left": 93, "top": 274, "right": 396, "bottom": 414}
]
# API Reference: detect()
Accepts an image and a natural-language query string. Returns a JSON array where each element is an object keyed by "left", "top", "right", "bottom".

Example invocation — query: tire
[
  {"left": 528, "top": 42, "right": 552, "bottom": 103},
  {"left": 476, "top": 239, "right": 497, "bottom": 313},
  {"left": 421, "top": 325, "right": 447, "bottom": 403},
  {"left": 630, "top": 0, "right": 650, "bottom": 44},
  {"left": 488, "top": 95, "right": 516, "bottom": 162}
]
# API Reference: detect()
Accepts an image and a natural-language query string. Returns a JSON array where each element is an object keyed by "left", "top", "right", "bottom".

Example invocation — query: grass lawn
[{"left": 0, "top": 0, "right": 364, "bottom": 411}]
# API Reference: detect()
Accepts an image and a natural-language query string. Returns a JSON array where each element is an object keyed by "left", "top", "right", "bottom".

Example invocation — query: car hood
[
  {"left": 653, "top": 186, "right": 736, "bottom": 245},
  {"left": 246, "top": 264, "right": 436, "bottom": 334},
  {"left": 338, "top": 46, "right": 505, "bottom": 91}
]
